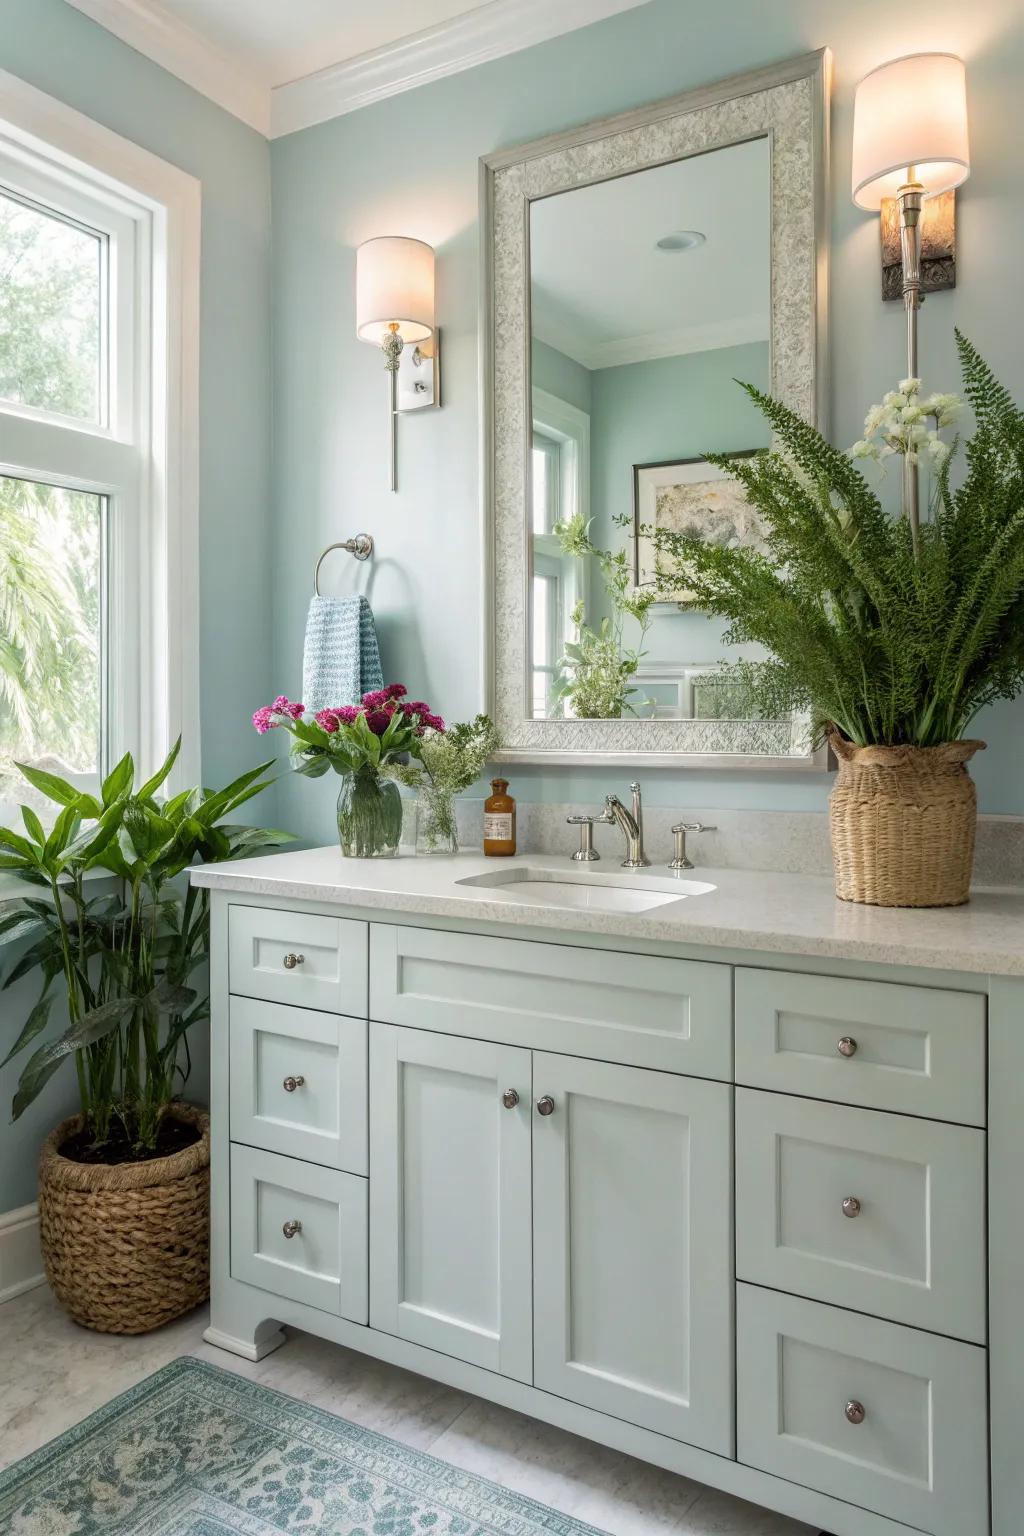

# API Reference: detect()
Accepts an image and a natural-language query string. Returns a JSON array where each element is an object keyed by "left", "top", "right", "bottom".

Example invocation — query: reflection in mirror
[{"left": 529, "top": 136, "right": 784, "bottom": 735}]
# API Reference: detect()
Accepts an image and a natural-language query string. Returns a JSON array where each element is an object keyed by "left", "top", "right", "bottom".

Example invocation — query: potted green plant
[
  {"left": 646, "top": 332, "right": 1024, "bottom": 907},
  {"left": 551, "top": 514, "right": 656, "bottom": 719},
  {"left": 0, "top": 742, "right": 289, "bottom": 1331}
]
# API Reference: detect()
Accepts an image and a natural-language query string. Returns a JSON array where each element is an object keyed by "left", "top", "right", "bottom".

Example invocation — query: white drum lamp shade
[
  {"left": 852, "top": 53, "right": 970, "bottom": 210},
  {"left": 356, "top": 236, "right": 434, "bottom": 345}
]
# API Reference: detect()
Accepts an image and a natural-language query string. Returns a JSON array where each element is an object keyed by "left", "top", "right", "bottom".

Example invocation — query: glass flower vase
[
  {"left": 336, "top": 768, "right": 402, "bottom": 858},
  {"left": 416, "top": 783, "right": 459, "bottom": 855}
]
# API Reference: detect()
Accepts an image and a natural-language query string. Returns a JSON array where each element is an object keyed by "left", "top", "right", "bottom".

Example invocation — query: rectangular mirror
[{"left": 482, "top": 50, "right": 831, "bottom": 767}]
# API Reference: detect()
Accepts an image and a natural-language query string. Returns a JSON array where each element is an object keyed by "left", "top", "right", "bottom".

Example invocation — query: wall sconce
[
  {"left": 852, "top": 53, "right": 970, "bottom": 545},
  {"left": 356, "top": 236, "right": 440, "bottom": 492}
]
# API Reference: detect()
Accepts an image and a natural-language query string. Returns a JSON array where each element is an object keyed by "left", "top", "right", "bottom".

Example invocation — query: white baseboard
[{"left": 0, "top": 1203, "right": 45, "bottom": 1304}]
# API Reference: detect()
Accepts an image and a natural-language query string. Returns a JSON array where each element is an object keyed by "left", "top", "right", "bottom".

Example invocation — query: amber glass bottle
[{"left": 483, "top": 778, "right": 516, "bottom": 856}]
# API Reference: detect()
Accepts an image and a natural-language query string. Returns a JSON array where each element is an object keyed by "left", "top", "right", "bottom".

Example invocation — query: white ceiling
[
  {"left": 63, "top": 0, "right": 655, "bottom": 137},
  {"left": 530, "top": 137, "right": 771, "bottom": 369}
]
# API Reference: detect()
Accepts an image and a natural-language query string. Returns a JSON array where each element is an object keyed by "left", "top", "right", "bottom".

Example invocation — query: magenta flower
[
  {"left": 252, "top": 706, "right": 276, "bottom": 734},
  {"left": 385, "top": 683, "right": 407, "bottom": 700},
  {"left": 335, "top": 705, "right": 360, "bottom": 724},
  {"left": 364, "top": 708, "right": 393, "bottom": 735},
  {"left": 361, "top": 688, "right": 388, "bottom": 709},
  {"left": 315, "top": 709, "right": 340, "bottom": 734}
]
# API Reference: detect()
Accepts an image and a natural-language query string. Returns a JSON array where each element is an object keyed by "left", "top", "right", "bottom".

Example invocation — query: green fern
[{"left": 649, "top": 332, "right": 1024, "bottom": 746}]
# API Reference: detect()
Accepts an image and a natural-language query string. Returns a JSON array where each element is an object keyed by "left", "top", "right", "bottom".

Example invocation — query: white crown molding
[
  {"left": 0, "top": 1203, "right": 44, "bottom": 1304},
  {"left": 534, "top": 314, "right": 771, "bottom": 371},
  {"left": 62, "top": 0, "right": 272, "bottom": 135},
  {"left": 270, "top": 0, "right": 654, "bottom": 139}
]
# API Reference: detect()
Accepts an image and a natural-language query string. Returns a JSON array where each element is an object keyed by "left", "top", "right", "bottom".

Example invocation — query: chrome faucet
[{"left": 604, "top": 781, "right": 650, "bottom": 869}]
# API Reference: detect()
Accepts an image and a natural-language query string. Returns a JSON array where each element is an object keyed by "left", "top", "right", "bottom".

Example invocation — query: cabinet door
[
  {"left": 532, "top": 1053, "right": 733, "bottom": 1453},
  {"left": 369, "top": 1023, "right": 532, "bottom": 1381}
]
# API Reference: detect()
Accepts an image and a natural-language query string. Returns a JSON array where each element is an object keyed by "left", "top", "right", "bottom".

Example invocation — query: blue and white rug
[{"left": 0, "top": 1357, "right": 609, "bottom": 1534}]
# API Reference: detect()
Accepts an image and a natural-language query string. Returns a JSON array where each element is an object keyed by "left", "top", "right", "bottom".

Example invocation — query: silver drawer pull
[
  {"left": 502, "top": 1088, "right": 520, "bottom": 1109},
  {"left": 282, "top": 1219, "right": 302, "bottom": 1240},
  {"left": 837, "top": 1035, "right": 858, "bottom": 1058},
  {"left": 845, "top": 1399, "right": 866, "bottom": 1425},
  {"left": 282, "top": 952, "right": 305, "bottom": 970},
  {"left": 536, "top": 1095, "right": 555, "bottom": 1117},
  {"left": 842, "top": 1195, "right": 862, "bottom": 1218},
  {"left": 283, "top": 1075, "right": 305, "bottom": 1093}
]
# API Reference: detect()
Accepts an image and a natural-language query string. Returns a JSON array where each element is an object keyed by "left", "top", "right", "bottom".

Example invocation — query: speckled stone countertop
[{"left": 191, "top": 847, "right": 1024, "bottom": 977}]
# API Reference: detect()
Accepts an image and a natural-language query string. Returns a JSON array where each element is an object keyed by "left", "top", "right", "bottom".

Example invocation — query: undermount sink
[{"left": 456, "top": 866, "right": 714, "bottom": 914}]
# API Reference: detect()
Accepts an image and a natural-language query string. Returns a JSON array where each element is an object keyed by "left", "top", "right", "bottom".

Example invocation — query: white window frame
[
  {"left": 530, "top": 389, "right": 590, "bottom": 718},
  {"left": 0, "top": 69, "right": 200, "bottom": 799}
]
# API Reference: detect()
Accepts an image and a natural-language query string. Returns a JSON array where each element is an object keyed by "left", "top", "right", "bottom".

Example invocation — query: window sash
[{"left": 0, "top": 68, "right": 200, "bottom": 813}]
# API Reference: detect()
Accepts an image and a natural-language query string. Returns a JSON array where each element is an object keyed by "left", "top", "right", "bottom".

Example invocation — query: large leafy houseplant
[
  {"left": 647, "top": 333, "right": 1024, "bottom": 907},
  {"left": 0, "top": 741, "right": 289, "bottom": 1156}
]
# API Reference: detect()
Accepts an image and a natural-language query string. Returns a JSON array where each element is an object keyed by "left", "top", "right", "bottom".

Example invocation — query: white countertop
[{"left": 190, "top": 846, "right": 1024, "bottom": 977}]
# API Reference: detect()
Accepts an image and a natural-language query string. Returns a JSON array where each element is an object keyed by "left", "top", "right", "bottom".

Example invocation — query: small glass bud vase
[
  {"left": 336, "top": 768, "right": 402, "bottom": 858},
  {"left": 416, "top": 783, "right": 459, "bottom": 855}
]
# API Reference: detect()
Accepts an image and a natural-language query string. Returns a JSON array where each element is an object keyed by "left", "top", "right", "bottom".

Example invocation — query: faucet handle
[
  {"left": 669, "top": 822, "right": 717, "bottom": 873},
  {"left": 566, "top": 814, "right": 601, "bottom": 862}
]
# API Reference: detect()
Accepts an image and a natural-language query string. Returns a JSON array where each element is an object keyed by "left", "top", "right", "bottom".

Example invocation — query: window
[
  {"left": 530, "top": 391, "right": 589, "bottom": 717},
  {"left": 0, "top": 71, "right": 200, "bottom": 821}
]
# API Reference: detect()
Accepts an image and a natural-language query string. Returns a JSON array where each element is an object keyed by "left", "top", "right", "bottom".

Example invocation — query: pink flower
[
  {"left": 335, "top": 705, "right": 360, "bottom": 724},
  {"left": 384, "top": 683, "right": 408, "bottom": 699},
  {"left": 365, "top": 708, "right": 393, "bottom": 735},
  {"left": 315, "top": 709, "right": 340, "bottom": 734},
  {"left": 361, "top": 688, "right": 388, "bottom": 709},
  {"left": 252, "top": 706, "right": 276, "bottom": 734}
]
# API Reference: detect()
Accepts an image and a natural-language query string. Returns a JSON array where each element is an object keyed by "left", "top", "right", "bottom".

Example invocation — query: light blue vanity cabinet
[{"left": 193, "top": 860, "right": 1020, "bottom": 1536}]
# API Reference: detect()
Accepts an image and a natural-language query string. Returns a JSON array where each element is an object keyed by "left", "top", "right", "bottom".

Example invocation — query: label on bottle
[{"left": 484, "top": 812, "right": 513, "bottom": 841}]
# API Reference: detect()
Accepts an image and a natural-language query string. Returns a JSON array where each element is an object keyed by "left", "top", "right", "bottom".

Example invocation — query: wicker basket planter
[
  {"left": 37, "top": 1104, "right": 210, "bottom": 1334},
  {"left": 829, "top": 731, "right": 985, "bottom": 908}
]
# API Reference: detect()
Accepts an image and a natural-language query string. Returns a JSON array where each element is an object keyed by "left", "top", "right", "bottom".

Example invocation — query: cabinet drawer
[
  {"left": 735, "top": 969, "right": 985, "bottom": 1124},
  {"left": 229, "top": 905, "right": 368, "bottom": 1015},
  {"left": 230, "top": 1145, "right": 367, "bottom": 1321},
  {"left": 737, "top": 1286, "right": 988, "bottom": 1536},
  {"left": 230, "top": 997, "right": 367, "bottom": 1173},
  {"left": 370, "top": 925, "right": 732, "bottom": 1077},
  {"left": 736, "top": 1090, "right": 986, "bottom": 1341}
]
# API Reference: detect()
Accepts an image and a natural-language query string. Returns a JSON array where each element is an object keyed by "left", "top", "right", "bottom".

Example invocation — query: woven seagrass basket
[
  {"left": 38, "top": 1104, "right": 209, "bottom": 1334},
  {"left": 829, "top": 730, "right": 985, "bottom": 908}
]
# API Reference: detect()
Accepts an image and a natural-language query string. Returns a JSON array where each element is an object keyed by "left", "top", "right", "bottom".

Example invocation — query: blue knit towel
[{"left": 302, "top": 595, "right": 384, "bottom": 713}]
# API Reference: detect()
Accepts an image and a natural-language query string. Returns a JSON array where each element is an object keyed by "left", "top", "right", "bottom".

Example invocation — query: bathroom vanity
[{"left": 192, "top": 847, "right": 1024, "bottom": 1536}]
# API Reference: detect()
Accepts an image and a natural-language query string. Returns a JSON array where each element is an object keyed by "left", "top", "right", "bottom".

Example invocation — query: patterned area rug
[{"left": 0, "top": 1357, "right": 610, "bottom": 1534}]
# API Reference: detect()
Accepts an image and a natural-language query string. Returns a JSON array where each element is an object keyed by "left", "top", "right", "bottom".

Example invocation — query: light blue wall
[
  {"left": 0, "top": 1, "right": 273, "bottom": 1212},
  {"left": 269, "top": 0, "right": 1024, "bottom": 839},
  {"left": 533, "top": 339, "right": 592, "bottom": 416}
]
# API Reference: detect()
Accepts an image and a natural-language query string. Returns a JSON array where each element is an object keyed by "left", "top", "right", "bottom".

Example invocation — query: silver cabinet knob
[
  {"left": 283, "top": 952, "right": 305, "bottom": 970},
  {"left": 842, "top": 1196, "right": 862, "bottom": 1218},
  {"left": 837, "top": 1036, "right": 858, "bottom": 1058},
  {"left": 502, "top": 1088, "right": 520, "bottom": 1109},
  {"left": 536, "top": 1095, "right": 555, "bottom": 1117},
  {"left": 283, "top": 1075, "right": 305, "bottom": 1093},
  {"left": 282, "top": 1219, "right": 302, "bottom": 1240},
  {"left": 845, "top": 1399, "right": 866, "bottom": 1425}
]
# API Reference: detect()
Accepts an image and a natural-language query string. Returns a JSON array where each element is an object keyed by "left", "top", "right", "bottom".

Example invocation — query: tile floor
[{"left": 0, "top": 1285, "right": 816, "bottom": 1536}]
